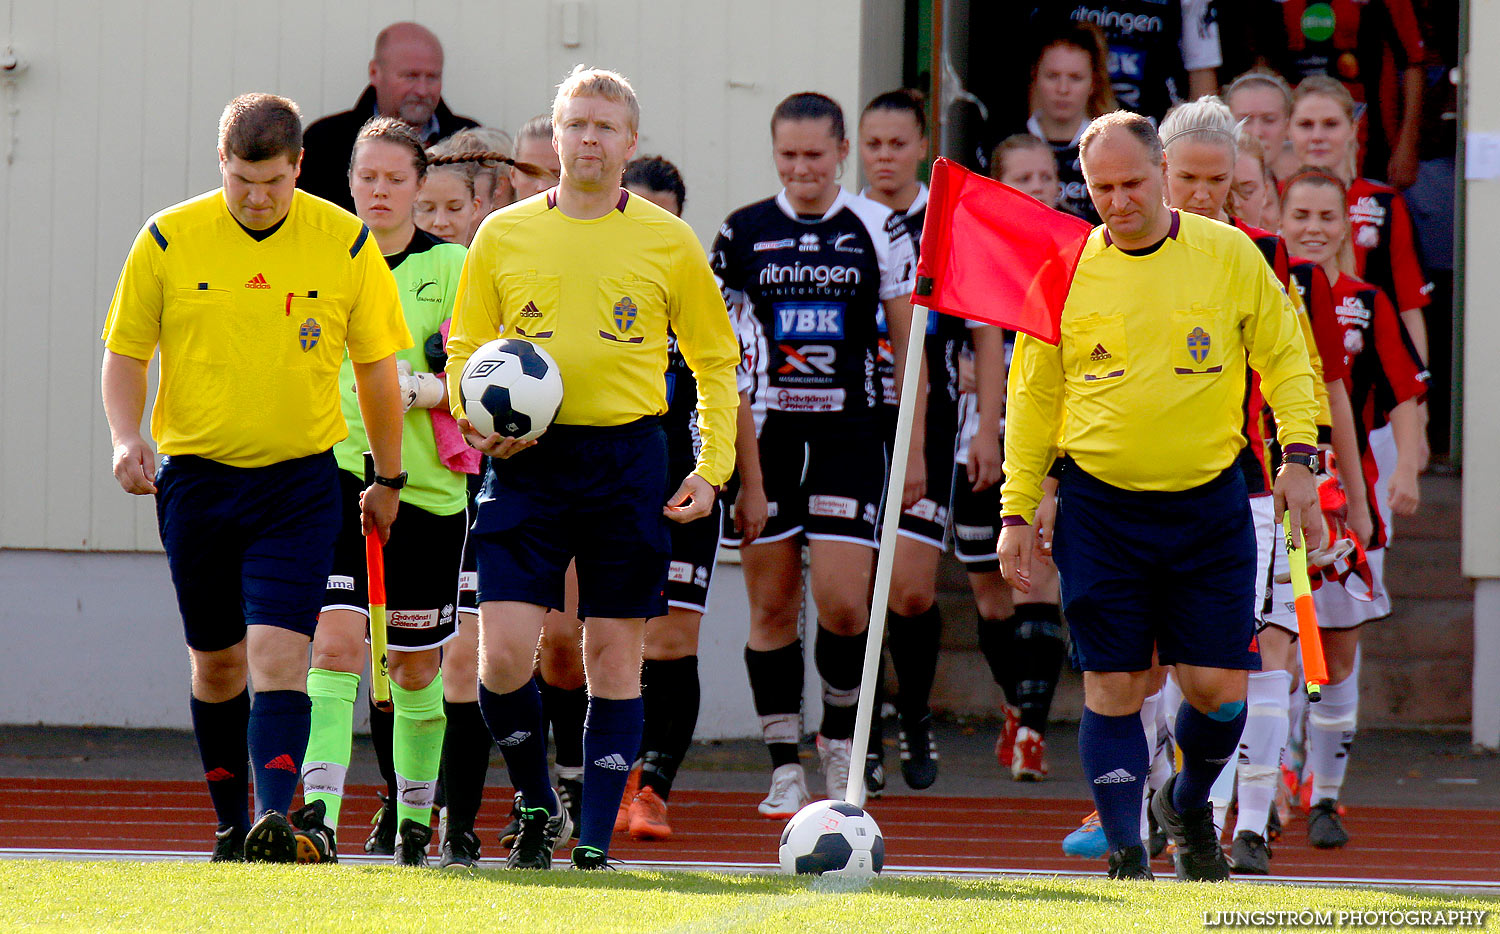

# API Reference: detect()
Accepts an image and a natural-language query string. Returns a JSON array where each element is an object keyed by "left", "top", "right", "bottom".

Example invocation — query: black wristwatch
[
  {"left": 372, "top": 471, "right": 408, "bottom": 490},
  {"left": 1282, "top": 452, "right": 1320, "bottom": 474}
]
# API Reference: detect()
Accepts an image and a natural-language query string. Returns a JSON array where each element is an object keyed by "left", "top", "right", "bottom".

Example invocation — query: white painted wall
[
  {"left": 0, "top": 548, "right": 828, "bottom": 738},
  {"left": 1466, "top": 0, "right": 1499, "bottom": 749},
  {"left": 0, "top": 0, "right": 902, "bottom": 552}
]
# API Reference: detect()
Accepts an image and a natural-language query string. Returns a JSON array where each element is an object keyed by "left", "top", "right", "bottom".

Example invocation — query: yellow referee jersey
[
  {"left": 446, "top": 190, "right": 740, "bottom": 486},
  {"left": 1002, "top": 210, "right": 1319, "bottom": 523},
  {"left": 102, "top": 189, "right": 411, "bottom": 468}
]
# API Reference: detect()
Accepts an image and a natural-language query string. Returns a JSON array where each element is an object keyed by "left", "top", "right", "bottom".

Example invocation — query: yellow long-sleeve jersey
[
  {"left": 446, "top": 190, "right": 741, "bottom": 486},
  {"left": 1001, "top": 210, "right": 1319, "bottom": 523}
]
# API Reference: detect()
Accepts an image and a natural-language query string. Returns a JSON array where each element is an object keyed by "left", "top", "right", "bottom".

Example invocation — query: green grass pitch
[{"left": 3, "top": 861, "right": 1495, "bottom": 933}]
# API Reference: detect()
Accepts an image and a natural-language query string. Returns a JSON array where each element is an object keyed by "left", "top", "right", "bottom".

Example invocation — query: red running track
[{"left": 1, "top": 778, "right": 1494, "bottom": 885}]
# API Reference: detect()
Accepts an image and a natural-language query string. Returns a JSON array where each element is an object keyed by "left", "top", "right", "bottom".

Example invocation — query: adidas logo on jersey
[
  {"left": 1089, "top": 343, "right": 1112, "bottom": 361},
  {"left": 592, "top": 753, "right": 632, "bottom": 772},
  {"left": 1093, "top": 768, "right": 1136, "bottom": 785},
  {"left": 520, "top": 301, "right": 543, "bottom": 318},
  {"left": 245, "top": 273, "right": 270, "bottom": 289},
  {"left": 496, "top": 730, "right": 531, "bottom": 747}
]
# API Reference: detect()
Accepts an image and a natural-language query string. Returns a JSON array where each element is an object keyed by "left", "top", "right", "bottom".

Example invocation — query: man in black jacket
[{"left": 300, "top": 22, "right": 479, "bottom": 212}]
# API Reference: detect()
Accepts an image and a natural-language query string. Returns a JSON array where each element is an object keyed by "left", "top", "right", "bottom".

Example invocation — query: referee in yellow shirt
[
  {"left": 998, "top": 112, "right": 1323, "bottom": 882},
  {"left": 100, "top": 94, "right": 411, "bottom": 864},
  {"left": 445, "top": 67, "right": 739, "bottom": 871}
]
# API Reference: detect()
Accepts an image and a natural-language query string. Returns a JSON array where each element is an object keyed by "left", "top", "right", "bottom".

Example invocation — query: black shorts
[
  {"left": 721, "top": 415, "right": 884, "bottom": 549},
  {"left": 1054, "top": 458, "right": 1261, "bottom": 673},
  {"left": 892, "top": 394, "right": 963, "bottom": 552},
  {"left": 323, "top": 469, "right": 466, "bottom": 652},
  {"left": 950, "top": 467, "right": 1001, "bottom": 572},
  {"left": 666, "top": 499, "right": 721, "bottom": 614},
  {"left": 155, "top": 451, "right": 340, "bottom": 652},
  {"left": 472, "top": 417, "right": 672, "bottom": 620}
]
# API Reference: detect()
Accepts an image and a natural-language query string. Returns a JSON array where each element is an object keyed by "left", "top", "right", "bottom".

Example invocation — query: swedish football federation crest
[
  {"left": 1187, "top": 326, "right": 1210, "bottom": 364},
  {"left": 613, "top": 296, "right": 638, "bottom": 332},
  {"left": 299, "top": 317, "right": 321, "bottom": 352}
]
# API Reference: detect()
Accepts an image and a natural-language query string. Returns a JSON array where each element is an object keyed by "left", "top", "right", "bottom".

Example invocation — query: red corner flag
[{"left": 912, "top": 158, "right": 1093, "bottom": 345}]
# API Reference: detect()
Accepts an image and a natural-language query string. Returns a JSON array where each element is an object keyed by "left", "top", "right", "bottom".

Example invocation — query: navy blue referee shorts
[
  {"left": 1053, "top": 457, "right": 1261, "bottom": 673},
  {"left": 471, "top": 417, "right": 672, "bottom": 621},
  {"left": 155, "top": 450, "right": 341, "bottom": 652}
]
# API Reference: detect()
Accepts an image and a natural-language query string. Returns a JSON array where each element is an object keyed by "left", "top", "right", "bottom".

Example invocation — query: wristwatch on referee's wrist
[
  {"left": 372, "top": 471, "right": 408, "bottom": 490},
  {"left": 1282, "top": 451, "right": 1320, "bottom": 474}
]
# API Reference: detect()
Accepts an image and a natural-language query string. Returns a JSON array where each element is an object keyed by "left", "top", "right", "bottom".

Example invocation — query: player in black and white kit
[
  {"left": 715, "top": 92, "right": 917, "bottom": 817},
  {"left": 858, "top": 89, "right": 1003, "bottom": 793}
]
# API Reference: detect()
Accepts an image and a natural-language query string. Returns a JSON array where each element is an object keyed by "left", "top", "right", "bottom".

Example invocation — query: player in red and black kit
[
  {"left": 1218, "top": 0, "right": 1426, "bottom": 186},
  {"left": 1281, "top": 168, "right": 1427, "bottom": 851},
  {"left": 715, "top": 92, "right": 917, "bottom": 817}
]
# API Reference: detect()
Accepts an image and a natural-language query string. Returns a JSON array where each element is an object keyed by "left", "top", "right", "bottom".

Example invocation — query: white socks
[{"left": 1234, "top": 669, "right": 1293, "bottom": 838}]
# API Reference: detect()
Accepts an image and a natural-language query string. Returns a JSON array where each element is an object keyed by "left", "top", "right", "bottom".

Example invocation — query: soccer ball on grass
[{"left": 779, "top": 800, "right": 884, "bottom": 879}]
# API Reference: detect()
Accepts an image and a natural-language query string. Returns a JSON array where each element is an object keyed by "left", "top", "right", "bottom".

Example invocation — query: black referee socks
[{"left": 190, "top": 690, "right": 250, "bottom": 833}]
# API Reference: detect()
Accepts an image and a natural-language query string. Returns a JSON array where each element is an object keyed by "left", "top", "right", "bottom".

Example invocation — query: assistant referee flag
[{"left": 911, "top": 158, "right": 1092, "bottom": 345}]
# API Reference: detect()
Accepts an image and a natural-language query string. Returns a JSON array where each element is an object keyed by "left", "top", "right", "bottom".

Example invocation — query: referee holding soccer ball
[
  {"left": 444, "top": 66, "right": 739, "bottom": 871},
  {"left": 998, "top": 111, "right": 1323, "bottom": 882}
]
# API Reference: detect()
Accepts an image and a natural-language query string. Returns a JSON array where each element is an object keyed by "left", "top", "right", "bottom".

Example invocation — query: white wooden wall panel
[{"left": 0, "top": 0, "right": 900, "bottom": 550}]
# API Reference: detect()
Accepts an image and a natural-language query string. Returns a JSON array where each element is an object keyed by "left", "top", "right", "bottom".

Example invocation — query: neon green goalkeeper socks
[
  {"left": 303, "top": 667, "right": 360, "bottom": 831},
  {"left": 392, "top": 672, "right": 446, "bottom": 829}
]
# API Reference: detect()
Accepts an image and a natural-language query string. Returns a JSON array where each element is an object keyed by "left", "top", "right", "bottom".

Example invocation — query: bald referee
[
  {"left": 101, "top": 93, "right": 410, "bottom": 863},
  {"left": 999, "top": 111, "right": 1323, "bottom": 882},
  {"left": 445, "top": 66, "right": 739, "bottom": 871}
]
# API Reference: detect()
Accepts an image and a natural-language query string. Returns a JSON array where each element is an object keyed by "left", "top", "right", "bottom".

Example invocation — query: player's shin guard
[
  {"left": 391, "top": 673, "right": 446, "bottom": 829},
  {"left": 440, "top": 699, "right": 492, "bottom": 835},
  {"left": 1307, "top": 669, "right": 1359, "bottom": 803},
  {"left": 478, "top": 679, "right": 556, "bottom": 816},
  {"left": 302, "top": 668, "right": 360, "bottom": 830},
  {"left": 190, "top": 689, "right": 251, "bottom": 834},
  {"left": 1172, "top": 700, "right": 1247, "bottom": 815},
  {"left": 580, "top": 695, "right": 645, "bottom": 855},
  {"left": 1079, "top": 708, "right": 1150, "bottom": 852},
  {"left": 887, "top": 606, "right": 941, "bottom": 724},
  {"left": 247, "top": 689, "right": 311, "bottom": 817},
  {"left": 1012, "top": 603, "right": 1066, "bottom": 734},
  {"left": 977, "top": 614, "right": 1020, "bottom": 707},
  {"left": 745, "top": 642, "right": 804, "bottom": 768},
  {"left": 640, "top": 656, "right": 700, "bottom": 800},
  {"left": 1235, "top": 670, "right": 1292, "bottom": 838},
  {"left": 814, "top": 627, "right": 867, "bottom": 740}
]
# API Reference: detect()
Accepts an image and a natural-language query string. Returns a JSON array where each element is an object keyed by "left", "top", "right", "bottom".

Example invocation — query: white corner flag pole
[{"left": 844, "top": 303, "right": 930, "bottom": 806}]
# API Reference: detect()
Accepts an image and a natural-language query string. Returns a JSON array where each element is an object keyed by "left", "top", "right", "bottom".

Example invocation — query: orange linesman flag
[{"left": 911, "top": 157, "right": 1093, "bottom": 346}]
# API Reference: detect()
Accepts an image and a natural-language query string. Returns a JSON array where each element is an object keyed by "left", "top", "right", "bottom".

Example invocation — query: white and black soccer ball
[
  {"left": 779, "top": 800, "right": 885, "bottom": 879},
  {"left": 459, "top": 338, "right": 564, "bottom": 441}
]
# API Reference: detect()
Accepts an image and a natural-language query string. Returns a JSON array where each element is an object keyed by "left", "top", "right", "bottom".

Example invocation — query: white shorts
[
  {"left": 1250, "top": 496, "right": 1298, "bottom": 634},
  {"left": 1314, "top": 425, "right": 1393, "bottom": 629},
  {"left": 1369, "top": 423, "right": 1398, "bottom": 544}
]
